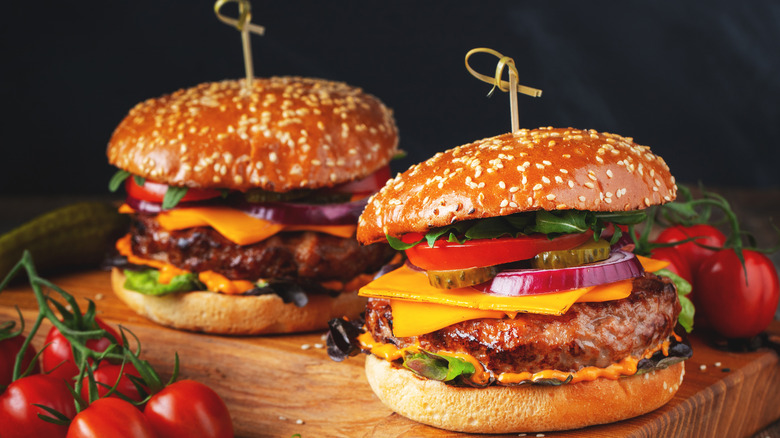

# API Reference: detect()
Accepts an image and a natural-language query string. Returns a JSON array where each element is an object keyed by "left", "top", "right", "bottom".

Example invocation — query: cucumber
[
  {"left": 0, "top": 201, "right": 129, "bottom": 280},
  {"left": 427, "top": 266, "right": 498, "bottom": 289}
]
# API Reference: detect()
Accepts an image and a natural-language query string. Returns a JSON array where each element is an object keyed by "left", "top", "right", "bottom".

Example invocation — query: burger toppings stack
[
  {"left": 328, "top": 127, "right": 693, "bottom": 433},
  {"left": 106, "top": 76, "right": 399, "bottom": 334}
]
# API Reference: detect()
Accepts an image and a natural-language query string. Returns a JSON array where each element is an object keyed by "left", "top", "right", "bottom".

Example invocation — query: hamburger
[
  {"left": 106, "top": 77, "right": 399, "bottom": 334},
  {"left": 328, "top": 127, "right": 693, "bottom": 433}
]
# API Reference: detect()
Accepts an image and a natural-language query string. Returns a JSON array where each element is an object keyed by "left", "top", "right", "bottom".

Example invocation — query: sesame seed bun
[
  {"left": 358, "top": 127, "right": 676, "bottom": 244},
  {"left": 364, "top": 355, "right": 685, "bottom": 433},
  {"left": 107, "top": 77, "right": 398, "bottom": 192},
  {"left": 111, "top": 268, "right": 368, "bottom": 335}
]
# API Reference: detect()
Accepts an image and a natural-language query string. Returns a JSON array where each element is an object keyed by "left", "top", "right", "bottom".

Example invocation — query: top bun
[
  {"left": 107, "top": 77, "right": 398, "bottom": 192},
  {"left": 358, "top": 127, "right": 676, "bottom": 244}
]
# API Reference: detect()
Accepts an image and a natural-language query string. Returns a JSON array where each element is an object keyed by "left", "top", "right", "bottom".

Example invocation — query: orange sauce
[{"left": 361, "top": 330, "right": 675, "bottom": 386}]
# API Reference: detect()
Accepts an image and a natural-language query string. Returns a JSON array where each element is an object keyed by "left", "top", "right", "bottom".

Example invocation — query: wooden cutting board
[{"left": 1, "top": 269, "right": 778, "bottom": 438}]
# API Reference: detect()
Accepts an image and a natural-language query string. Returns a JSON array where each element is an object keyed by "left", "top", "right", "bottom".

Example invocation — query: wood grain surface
[{"left": 1, "top": 269, "right": 778, "bottom": 438}]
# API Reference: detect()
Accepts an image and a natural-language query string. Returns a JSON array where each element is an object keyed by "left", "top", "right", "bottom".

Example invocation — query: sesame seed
[
  {"left": 532, "top": 184, "right": 543, "bottom": 191},
  {"left": 578, "top": 196, "right": 586, "bottom": 202},
  {"left": 606, "top": 169, "right": 614, "bottom": 178},
  {"left": 584, "top": 182, "right": 595, "bottom": 189},
  {"left": 546, "top": 194, "right": 556, "bottom": 200},
  {"left": 500, "top": 200, "right": 509, "bottom": 207},
  {"left": 542, "top": 176, "right": 551, "bottom": 184},
  {"left": 499, "top": 181, "right": 506, "bottom": 189}
]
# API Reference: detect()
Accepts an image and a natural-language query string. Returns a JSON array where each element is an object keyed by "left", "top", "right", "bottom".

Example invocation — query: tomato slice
[
  {"left": 125, "top": 178, "right": 222, "bottom": 204},
  {"left": 327, "top": 165, "right": 391, "bottom": 195},
  {"left": 405, "top": 231, "right": 594, "bottom": 270}
]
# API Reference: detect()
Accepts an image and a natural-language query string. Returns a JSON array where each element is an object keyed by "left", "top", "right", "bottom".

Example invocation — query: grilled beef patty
[
  {"left": 365, "top": 272, "right": 680, "bottom": 374},
  {"left": 129, "top": 214, "right": 395, "bottom": 283}
]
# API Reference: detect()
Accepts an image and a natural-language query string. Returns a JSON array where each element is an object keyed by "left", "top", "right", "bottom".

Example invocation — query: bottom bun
[
  {"left": 111, "top": 268, "right": 367, "bottom": 335},
  {"left": 365, "top": 354, "right": 685, "bottom": 433}
]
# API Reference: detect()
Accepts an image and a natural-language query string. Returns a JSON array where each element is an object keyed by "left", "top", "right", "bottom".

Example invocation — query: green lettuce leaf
[
  {"left": 656, "top": 268, "right": 694, "bottom": 332},
  {"left": 123, "top": 269, "right": 201, "bottom": 296},
  {"left": 402, "top": 350, "right": 475, "bottom": 382}
]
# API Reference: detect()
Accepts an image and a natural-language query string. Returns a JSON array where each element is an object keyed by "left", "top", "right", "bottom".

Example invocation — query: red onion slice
[
  {"left": 125, "top": 195, "right": 367, "bottom": 226},
  {"left": 234, "top": 198, "right": 368, "bottom": 226},
  {"left": 475, "top": 250, "right": 644, "bottom": 296}
]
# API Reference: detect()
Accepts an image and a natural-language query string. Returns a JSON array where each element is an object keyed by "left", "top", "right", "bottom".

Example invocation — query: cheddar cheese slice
[
  {"left": 361, "top": 254, "right": 666, "bottom": 337},
  {"left": 359, "top": 264, "right": 596, "bottom": 315},
  {"left": 123, "top": 204, "right": 356, "bottom": 246}
]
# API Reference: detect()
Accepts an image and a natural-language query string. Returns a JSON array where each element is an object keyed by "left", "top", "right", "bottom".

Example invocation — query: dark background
[{"left": 1, "top": 1, "right": 779, "bottom": 195}]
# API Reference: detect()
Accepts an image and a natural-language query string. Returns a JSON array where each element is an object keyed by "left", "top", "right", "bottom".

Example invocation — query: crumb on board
[
  {"left": 296, "top": 419, "right": 305, "bottom": 425},
  {"left": 714, "top": 362, "right": 722, "bottom": 367},
  {"left": 300, "top": 344, "right": 311, "bottom": 350},
  {"left": 700, "top": 364, "right": 707, "bottom": 371},
  {"left": 314, "top": 343, "right": 324, "bottom": 349},
  {"left": 95, "top": 293, "right": 105, "bottom": 300}
]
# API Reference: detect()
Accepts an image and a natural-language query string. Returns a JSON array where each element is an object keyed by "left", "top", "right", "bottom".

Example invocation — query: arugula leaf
[
  {"left": 463, "top": 217, "right": 517, "bottom": 240},
  {"left": 162, "top": 186, "right": 189, "bottom": 210},
  {"left": 402, "top": 350, "right": 475, "bottom": 382},
  {"left": 656, "top": 268, "right": 694, "bottom": 332},
  {"left": 528, "top": 211, "right": 588, "bottom": 234},
  {"left": 386, "top": 234, "right": 422, "bottom": 251},
  {"left": 122, "top": 269, "right": 201, "bottom": 295},
  {"left": 425, "top": 222, "right": 470, "bottom": 247},
  {"left": 108, "top": 170, "right": 131, "bottom": 192},
  {"left": 390, "top": 209, "right": 649, "bottom": 250}
]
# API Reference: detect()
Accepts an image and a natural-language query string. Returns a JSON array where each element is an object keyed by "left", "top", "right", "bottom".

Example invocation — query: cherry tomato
[
  {"left": 145, "top": 380, "right": 233, "bottom": 438},
  {"left": 655, "top": 225, "right": 726, "bottom": 272},
  {"left": 80, "top": 362, "right": 146, "bottom": 404},
  {"left": 695, "top": 249, "right": 780, "bottom": 339},
  {"left": 328, "top": 165, "right": 391, "bottom": 195},
  {"left": 42, "top": 318, "right": 121, "bottom": 385},
  {"left": 126, "top": 178, "right": 221, "bottom": 204},
  {"left": 405, "top": 231, "right": 594, "bottom": 270},
  {"left": 649, "top": 246, "right": 694, "bottom": 286},
  {"left": 0, "top": 374, "right": 76, "bottom": 438},
  {"left": 67, "top": 397, "right": 155, "bottom": 438},
  {"left": 0, "top": 334, "right": 41, "bottom": 387}
]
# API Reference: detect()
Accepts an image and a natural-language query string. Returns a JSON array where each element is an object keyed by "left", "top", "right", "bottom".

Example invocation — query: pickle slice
[
  {"left": 532, "top": 238, "right": 610, "bottom": 269},
  {"left": 427, "top": 266, "right": 498, "bottom": 289}
]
